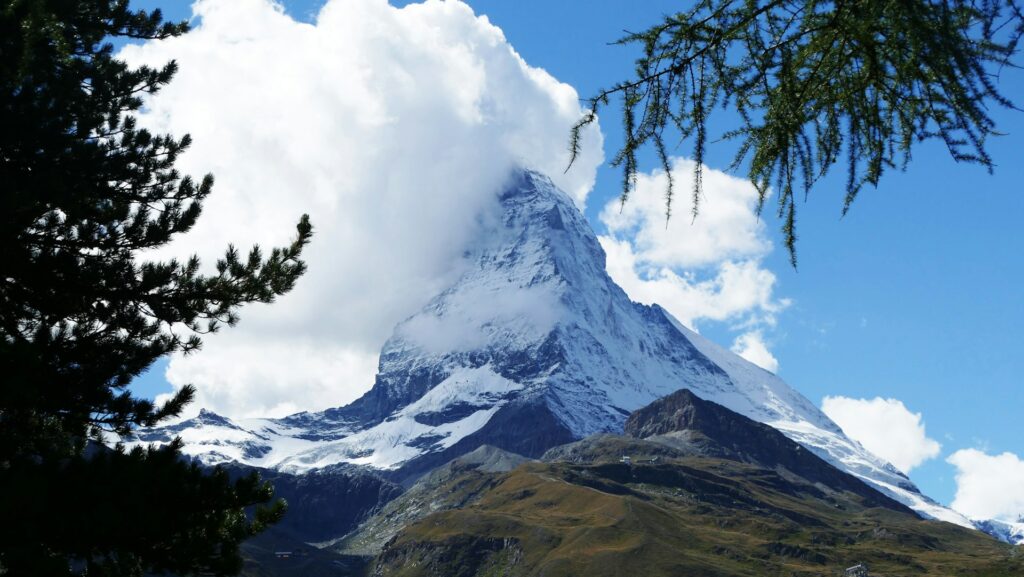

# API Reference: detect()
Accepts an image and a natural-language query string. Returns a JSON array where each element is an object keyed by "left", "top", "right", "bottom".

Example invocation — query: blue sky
[{"left": 127, "top": 0, "right": 1023, "bottom": 509}]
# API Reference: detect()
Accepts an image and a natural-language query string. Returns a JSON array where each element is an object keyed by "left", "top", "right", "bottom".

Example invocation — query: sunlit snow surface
[
  {"left": 976, "top": 519, "right": 1024, "bottom": 544},
  {"left": 129, "top": 170, "right": 999, "bottom": 539}
]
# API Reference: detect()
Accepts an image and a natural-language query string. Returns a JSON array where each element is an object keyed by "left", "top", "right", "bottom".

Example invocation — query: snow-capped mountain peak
[{"left": 130, "top": 169, "right": 997, "bottom": 539}]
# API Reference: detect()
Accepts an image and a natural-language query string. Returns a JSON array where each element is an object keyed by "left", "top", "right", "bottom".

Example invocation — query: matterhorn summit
[{"left": 131, "top": 169, "right": 976, "bottom": 532}]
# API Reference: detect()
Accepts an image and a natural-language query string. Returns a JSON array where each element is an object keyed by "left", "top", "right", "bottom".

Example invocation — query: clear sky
[{"left": 126, "top": 0, "right": 1023, "bottom": 513}]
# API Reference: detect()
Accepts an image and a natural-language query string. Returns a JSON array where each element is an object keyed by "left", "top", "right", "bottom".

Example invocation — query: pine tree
[
  {"left": 0, "top": 1, "right": 312, "bottom": 574},
  {"left": 569, "top": 0, "right": 1024, "bottom": 265}
]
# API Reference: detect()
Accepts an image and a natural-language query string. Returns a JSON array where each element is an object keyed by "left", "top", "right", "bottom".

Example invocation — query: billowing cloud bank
[
  {"left": 599, "top": 159, "right": 789, "bottom": 372},
  {"left": 821, "top": 396, "right": 941, "bottom": 473},
  {"left": 948, "top": 449, "right": 1024, "bottom": 522},
  {"left": 122, "top": 0, "right": 602, "bottom": 417}
]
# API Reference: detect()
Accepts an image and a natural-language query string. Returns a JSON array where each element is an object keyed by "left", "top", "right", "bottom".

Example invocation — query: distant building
[
  {"left": 274, "top": 551, "right": 292, "bottom": 559},
  {"left": 845, "top": 563, "right": 869, "bottom": 577},
  {"left": 620, "top": 455, "right": 632, "bottom": 465}
]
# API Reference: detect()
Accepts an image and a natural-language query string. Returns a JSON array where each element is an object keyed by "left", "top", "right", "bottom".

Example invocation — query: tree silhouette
[{"left": 0, "top": 2, "right": 312, "bottom": 574}]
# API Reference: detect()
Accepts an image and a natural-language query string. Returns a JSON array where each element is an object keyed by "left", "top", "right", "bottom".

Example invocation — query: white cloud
[
  {"left": 601, "top": 158, "right": 771, "bottom": 268},
  {"left": 122, "top": 0, "right": 602, "bottom": 417},
  {"left": 821, "top": 396, "right": 942, "bottom": 473},
  {"left": 160, "top": 340, "right": 380, "bottom": 418},
  {"left": 730, "top": 331, "right": 779, "bottom": 373},
  {"left": 600, "top": 238, "right": 787, "bottom": 328},
  {"left": 599, "top": 158, "right": 789, "bottom": 365},
  {"left": 947, "top": 449, "right": 1024, "bottom": 522}
]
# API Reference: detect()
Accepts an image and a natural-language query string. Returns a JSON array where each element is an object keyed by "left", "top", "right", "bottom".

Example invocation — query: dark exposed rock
[
  {"left": 387, "top": 396, "right": 573, "bottom": 486},
  {"left": 625, "top": 389, "right": 912, "bottom": 512},
  {"left": 372, "top": 535, "right": 523, "bottom": 577},
  {"left": 222, "top": 463, "right": 403, "bottom": 544},
  {"left": 413, "top": 402, "right": 493, "bottom": 426}
]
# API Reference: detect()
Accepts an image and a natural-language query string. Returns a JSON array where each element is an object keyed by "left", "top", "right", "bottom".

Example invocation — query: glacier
[{"left": 130, "top": 169, "right": 994, "bottom": 537}]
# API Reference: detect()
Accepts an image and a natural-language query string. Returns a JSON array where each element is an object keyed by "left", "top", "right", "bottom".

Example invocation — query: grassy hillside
[
  {"left": 336, "top": 451, "right": 515, "bottom": 556},
  {"left": 370, "top": 443, "right": 1020, "bottom": 577}
]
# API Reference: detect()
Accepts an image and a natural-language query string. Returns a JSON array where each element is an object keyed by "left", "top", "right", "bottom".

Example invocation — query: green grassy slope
[{"left": 371, "top": 443, "right": 1020, "bottom": 577}]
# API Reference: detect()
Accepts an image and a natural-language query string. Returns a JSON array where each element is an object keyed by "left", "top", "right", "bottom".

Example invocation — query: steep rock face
[
  {"left": 245, "top": 465, "right": 404, "bottom": 544},
  {"left": 625, "top": 389, "right": 909, "bottom": 511},
  {"left": 389, "top": 396, "right": 572, "bottom": 485},
  {"left": 133, "top": 169, "right": 975, "bottom": 533}
]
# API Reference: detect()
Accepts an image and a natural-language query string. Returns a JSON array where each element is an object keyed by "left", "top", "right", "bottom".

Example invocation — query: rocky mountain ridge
[{"left": 361, "top": 393, "right": 1018, "bottom": 576}]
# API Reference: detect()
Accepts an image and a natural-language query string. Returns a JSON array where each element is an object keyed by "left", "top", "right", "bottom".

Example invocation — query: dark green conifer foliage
[
  {"left": 569, "top": 0, "right": 1023, "bottom": 266},
  {"left": 0, "top": 1, "right": 312, "bottom": 574}
]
